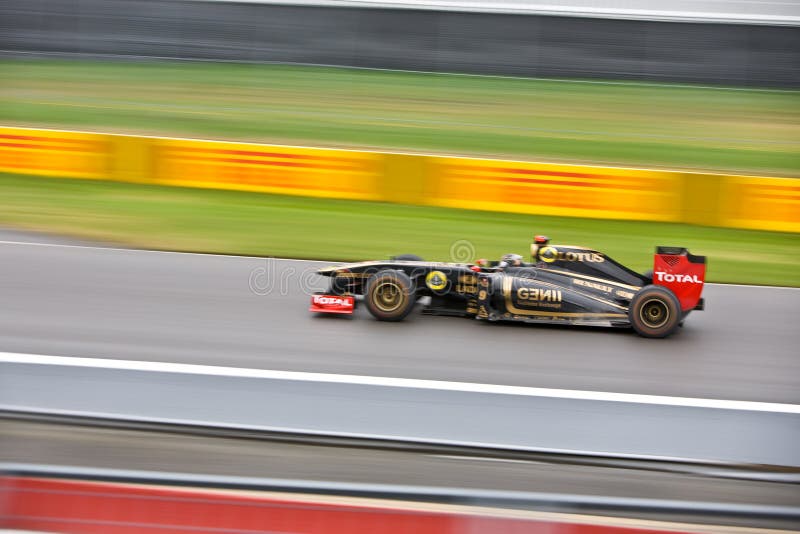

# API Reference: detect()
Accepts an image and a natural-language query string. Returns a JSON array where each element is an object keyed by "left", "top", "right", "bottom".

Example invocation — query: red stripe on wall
[
  {"left": 1, "top": 476, "right": 692, "bottom": 534},
  {"left": 493, "top": 167, "right": 612, "bottom": 180},
  {"left": 163, "top": 153, "right": 371, "bottom": 173},
  {"left": 168, "top": 146, "right": 370, "bottom": 165},
  {"left": 448, "top": 173, "right": 656, "bottom": 192},
  {"left": 447, "top": 164, "right": 627, "bottom": 181},
  {"left": 0, "top": 134, "right": 97, "bottom": 143},
  {"left": 446, "top": 167, "right": 659, "bottom": 189},
  {"left": 0, "top": 142, "right": 102, "bottom": 152}
]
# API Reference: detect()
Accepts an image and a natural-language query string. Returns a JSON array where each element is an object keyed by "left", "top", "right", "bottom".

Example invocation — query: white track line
[
  {"left": 2, "top": 352, "right": 798, "bottom": 414},
  {"left": 0, "top": 239, "right": 327, "bottom": 263}
]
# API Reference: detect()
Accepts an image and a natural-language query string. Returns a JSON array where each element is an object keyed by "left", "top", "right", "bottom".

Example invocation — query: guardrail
[
  {"left": 2, "top": 353, "right": 799, "bottom": 469},
  {"left": 3, "top": 463, "right": 799, "bottom": 533},
  {"left": 1, "top": 126, "right": 798, "bottom": 233},
  {"left": 5, "top": 410, "right": 798, "bottom": 484},
  {"left": 193, "top": 0, "right": 800, "bottom": 25},
  {"left": 3, "top": 1, "right": 799, "bottom": 86}
]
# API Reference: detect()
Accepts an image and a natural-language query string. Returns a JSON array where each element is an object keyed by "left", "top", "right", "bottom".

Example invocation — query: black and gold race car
[{"left": 310, "top": 236, "right": 706, "bottom": 338}]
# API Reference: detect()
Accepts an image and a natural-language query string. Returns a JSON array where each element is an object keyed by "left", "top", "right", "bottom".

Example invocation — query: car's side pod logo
[{"left": 425, "top": 270, "right": 448, "bottom": 291}]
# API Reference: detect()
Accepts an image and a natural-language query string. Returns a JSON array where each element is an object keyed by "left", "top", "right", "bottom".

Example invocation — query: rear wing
[{"left": 653, "top": 247, "right": 706, "bottom": 312}]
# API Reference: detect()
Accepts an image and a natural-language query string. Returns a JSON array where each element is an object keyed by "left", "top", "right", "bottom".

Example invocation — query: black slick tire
[
  {"left": 628, "top": 285, "right": 682, "bottom": 338},
  {"left": 364, "top": 270, "right": 416, "bottom": 321}
]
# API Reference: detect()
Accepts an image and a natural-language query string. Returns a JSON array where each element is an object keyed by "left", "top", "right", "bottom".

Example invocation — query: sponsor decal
[
  {"left": 562, "top": 251, "right": 605, "bottom": 262},
  {"left": 309, "top": 294, "right": 355, "bottom": 314},
  {"left": 478, "top": 306, "right": 489, "bottom": 318},
  {"left": 311, "top": 295, "right": 353, "bottom": 307},
  {"left": 517, "top": 287, "right": 563, "bottom": 303},
  {"left": 539, "top": 246, "right": 604, "bottom": 263},
  {"left": 457, "top": 284, "right": 477, "bottom": 293},
  {"left": 425, "top": 270, "right": 448, "bottom": 291},
  {"left": 573, "top": 279, "right": 613, "bottom": 293},
  {"left": 458, "top": 274, "right": 478, "bottom": 284},
  {"left": 539, "top": 246, "right": 559, "bottom": 263},
  {"left": 503, "top": 276, "right": 624, "bottom": 317},
  {"left": 655, "top": 272, "right": 703, "bottom": 284},
  {"left": 616, "top": 290, "right": 635, "bottom": 299},
  {"left": 517, "top": 287, "right": 563, "bottom": 308}
]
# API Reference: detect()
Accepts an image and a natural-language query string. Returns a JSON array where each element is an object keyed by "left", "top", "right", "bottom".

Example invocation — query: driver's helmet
[{"left": 499, "top": 253, "right": 523, "bottom": 269}]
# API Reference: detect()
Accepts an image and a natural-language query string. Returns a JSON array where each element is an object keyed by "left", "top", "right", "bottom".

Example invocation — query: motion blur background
[
  {"left": 0, "top": 0, "right": 798, "bottom": 284},
  {"left": 2, "top": 0, "right": 799, "bottom": 85},
  {"left": 1, "top": 2, "right": 800, "bottom": 533}
]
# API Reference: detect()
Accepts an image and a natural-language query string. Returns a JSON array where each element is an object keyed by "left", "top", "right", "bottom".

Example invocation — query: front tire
[
  {"left": 628, "top": 285, "right": 681, "bottom": 338},
  {"left": 364, "top": 270, "right": 416, "bottom": 321},
  {"left": 328, "top": 276, "right": 351, "bottom": 295}
]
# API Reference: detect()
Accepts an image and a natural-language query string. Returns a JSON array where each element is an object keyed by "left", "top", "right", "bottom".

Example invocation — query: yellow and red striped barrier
[
  {"left": 0, "top": 126, "right": 797, "bottom": 233},
  {"left": 428, "top": 157, "right": 683, "bottom": 222},
  {"left": 0, "top": 127, "right": 108, "bottom": 179},
  {"left": 721, "top": 175, "right": 800, "bottom": 232},
  {"left": 155, "top": 138, "right": 383, "bottom": 201}
]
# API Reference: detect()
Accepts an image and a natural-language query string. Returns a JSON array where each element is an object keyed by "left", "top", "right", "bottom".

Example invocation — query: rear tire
[
  {"left": 628, "top": 285, "right": 681, "bottom": 338},
  {"left": 364, "top": 270, "right": 416, "bottom": 321}
]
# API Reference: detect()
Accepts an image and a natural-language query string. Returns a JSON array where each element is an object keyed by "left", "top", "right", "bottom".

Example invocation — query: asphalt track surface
[
  {"left": 1, "top": 230, "right": 798, "bottom": 404},
  {"left": 2, "top": 230, "right": 800, "bottom": 528}
]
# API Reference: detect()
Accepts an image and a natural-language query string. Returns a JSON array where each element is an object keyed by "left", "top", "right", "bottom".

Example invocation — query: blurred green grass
[
  {"left": 1, "top": 173, "right": 797, "bottom": 286},
  {"left": 1, "top": 59, "right": 799, "bottom": 175}
]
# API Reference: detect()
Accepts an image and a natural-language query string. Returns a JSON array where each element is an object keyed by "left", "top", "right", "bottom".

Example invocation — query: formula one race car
[{"left": 310, "top": 236, "right": 706, "bottom": 338}]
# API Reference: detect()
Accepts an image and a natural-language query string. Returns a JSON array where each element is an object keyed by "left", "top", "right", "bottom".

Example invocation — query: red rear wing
[{"left": 653, "top": 247, "right": 706, "bottom": 312}]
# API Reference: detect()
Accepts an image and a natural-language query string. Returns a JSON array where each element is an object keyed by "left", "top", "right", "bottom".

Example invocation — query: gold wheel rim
[
  {"left": 373, "top": 281, "right": 405, "bottom": 312},
  {"left": 639, "top": 298, "right": 669, "bottom": 328}
]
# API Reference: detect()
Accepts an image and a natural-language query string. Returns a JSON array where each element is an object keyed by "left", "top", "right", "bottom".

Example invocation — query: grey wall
[{"left": 1, "top": 0, "right": 798, "bottom": 87}]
